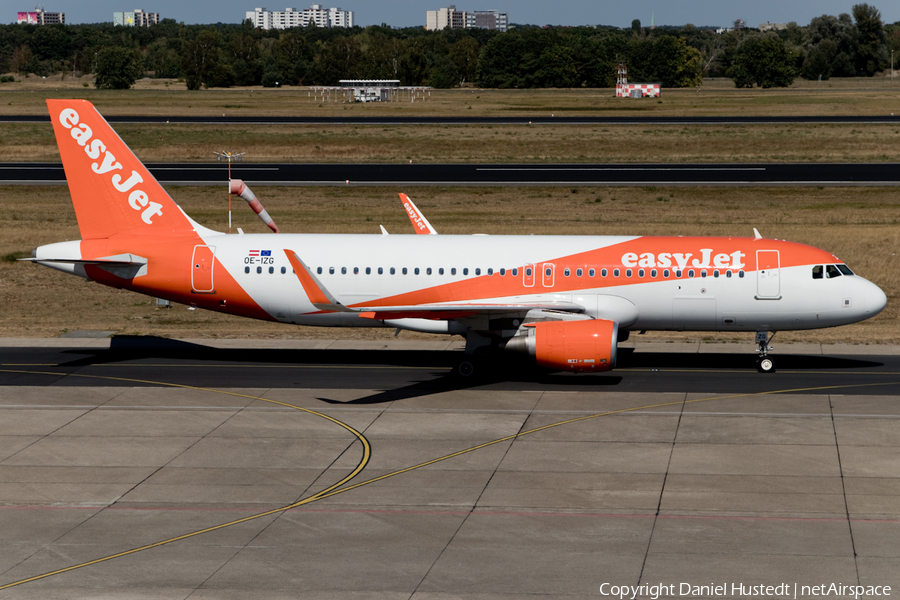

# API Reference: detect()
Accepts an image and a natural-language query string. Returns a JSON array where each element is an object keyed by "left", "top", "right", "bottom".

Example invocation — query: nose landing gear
[{"left": 756, "top": 331, "right": 776, "bottom": 373}]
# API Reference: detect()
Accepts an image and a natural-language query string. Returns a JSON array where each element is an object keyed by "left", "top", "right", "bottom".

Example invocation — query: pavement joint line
[
  {"left": 1, "top": 406, "right": 900, "bottom": 418},
  {"left": 828, "top": 394, "right": 860, "bottom": 584},
  {"left": 2, "top": 369, "right": 899, "bottom": 591},
  {"left": 2, "top": 504, "right": 898, "bottom": 523}
]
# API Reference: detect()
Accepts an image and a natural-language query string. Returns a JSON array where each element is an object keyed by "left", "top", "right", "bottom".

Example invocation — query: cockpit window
[
  {"left": 812, "top": 265, "right": 823, "bottom": 279},
  {"left": 836, "top": 264, "right": 854, "bottom": 276},
  {"left": 826, "top": 265, "right": 842, "bottom": 278}
]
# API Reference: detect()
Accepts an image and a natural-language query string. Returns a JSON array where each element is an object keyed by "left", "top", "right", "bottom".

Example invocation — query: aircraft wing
[
  {"left": 399, "top": 193, "right": 438, "bottom": 235},
  {"left": 354, "top": 301, "right": 585, "bottom": 321},
  {"left": 284, "top": 249, "right": 584, "bottom": 318}
]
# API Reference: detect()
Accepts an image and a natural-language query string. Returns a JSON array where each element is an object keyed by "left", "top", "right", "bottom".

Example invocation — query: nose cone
[{"left": 867, "top": 280, "right": 888, "bottom": 317}]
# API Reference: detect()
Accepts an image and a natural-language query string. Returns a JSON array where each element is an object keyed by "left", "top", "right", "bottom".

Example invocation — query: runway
[
  {"left": 4, "top": 161, "right": 900, "bottom": 186},
  {"left": 1, "top": 338, "right": 899, "bottom": 597}
]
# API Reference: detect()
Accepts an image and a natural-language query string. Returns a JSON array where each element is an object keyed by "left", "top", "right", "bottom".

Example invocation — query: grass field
[
  {"left": 1, "top": 184, "right": 897, "bottom": 343},
  {"left": 1, "top": 75, "right": 900, "bottom": 117},
  {"left": 4, "top": 122, "right": 900, "bottom": 164}
]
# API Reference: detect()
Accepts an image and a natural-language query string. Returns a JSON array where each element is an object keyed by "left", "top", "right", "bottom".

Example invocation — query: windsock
[{"left": 230, "top": 179, "right": 279, "bottom": 233}]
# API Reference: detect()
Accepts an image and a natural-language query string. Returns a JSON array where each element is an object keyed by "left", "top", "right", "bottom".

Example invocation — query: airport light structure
[{"left": 214, "top": 149, "right": 244, "bottom": 234}]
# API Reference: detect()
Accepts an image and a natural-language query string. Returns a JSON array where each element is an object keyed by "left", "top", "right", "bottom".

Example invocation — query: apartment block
[
  {"left": 246, "top": 5, "right": 354, "bottom": 29},
  {"left": 113, "top": 9, "right": 160, "bottom": 26},
  {"left": 426, "top": 6, "right": 507, "bottom": 32},
  {"left": 16, "top": 9, "right": 65, "bottom": 25}
]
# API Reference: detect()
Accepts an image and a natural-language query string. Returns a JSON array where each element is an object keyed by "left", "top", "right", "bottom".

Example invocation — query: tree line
[{"left": 1, "top": 3, "right": 897, "bottom": 90}]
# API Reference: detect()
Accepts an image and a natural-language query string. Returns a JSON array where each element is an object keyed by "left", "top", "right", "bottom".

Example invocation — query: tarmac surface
[{"left": 1, "top": 337, "right": 899, "bottom": 598}]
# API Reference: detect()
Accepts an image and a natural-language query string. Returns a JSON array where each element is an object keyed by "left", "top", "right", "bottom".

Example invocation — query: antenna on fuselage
[{"left": 753, "top": 228, "right": 763, "bottom": 240}]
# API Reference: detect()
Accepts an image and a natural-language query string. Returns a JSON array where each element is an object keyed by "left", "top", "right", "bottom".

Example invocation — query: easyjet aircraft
[{"left": 30, "top": 99, "right": 887, "bottom": 375}]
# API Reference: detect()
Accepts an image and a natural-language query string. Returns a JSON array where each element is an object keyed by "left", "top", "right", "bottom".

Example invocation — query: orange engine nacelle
[{"left": 523, "top": 319, "right": 619, "bottom": 373}]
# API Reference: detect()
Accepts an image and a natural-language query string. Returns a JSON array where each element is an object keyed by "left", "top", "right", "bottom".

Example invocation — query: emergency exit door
[{"left": 542, "top": 263, "right": 555, "bottom": 287}]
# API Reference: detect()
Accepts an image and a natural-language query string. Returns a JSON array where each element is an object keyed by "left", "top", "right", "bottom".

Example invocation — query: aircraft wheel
[
  {"left": 457, "top": 361, "right": 475, "bottom": 377},
  {"left": 757, "top": 357, "right": 775, "bottom": 373}
]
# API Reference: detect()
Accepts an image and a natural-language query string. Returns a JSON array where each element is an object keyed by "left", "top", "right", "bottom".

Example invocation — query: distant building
[
  {"left": 16, "top": 9, "right": 65, "bottom": 25},
  {"left": 759, "top": 21, "right": 787, "bottom": 32},
  {"left": 733, "top": 18, "right": 746, "bottom": 29},
  {"left": 246, "top": 5, "right": 354, "bottom": 30},
  {"left": 426, "top": 6, "right": 507, "bottom": 31},
  {"left": 466, "top": 10, "right": 506, "bottom": 30},
  {"left": 113, "top": 9, "right": 160, "bottom": 27}
]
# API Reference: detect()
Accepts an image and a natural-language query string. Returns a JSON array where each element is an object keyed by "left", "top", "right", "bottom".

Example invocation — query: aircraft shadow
[
  {"left": 617, "top": 349, "right": 883, "bottom": 371},
  {"left": 47, "top": 335, "right": 888, "bottom": 405}
]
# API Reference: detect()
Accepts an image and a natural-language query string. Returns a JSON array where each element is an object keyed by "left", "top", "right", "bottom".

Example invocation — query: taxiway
[{"left": 1, "top": 338, "right": 898, "bottom": 598}]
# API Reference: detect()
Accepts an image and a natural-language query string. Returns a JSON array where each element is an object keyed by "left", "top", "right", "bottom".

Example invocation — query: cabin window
[
  {"left": 402, "top": 267, "right": 408, "bottom": 275},
  {"left": 651, "top": 269, "right": 657, "bottom": 278},
  {"left": 317, "top": 267, "right": 323, "bottom": 275},
  {"left": 525, "top": 267, "right": 532, "bottom": 277},
  {"left": 341, "top": 267, "right": 347, "bottom": 275},
  {"left": 601, "top": 268, "right": 608, "bottom": 277},
  {"left": 463, "top": 268, "right": 469, "bottom": 275},
  {"left": 414, "top": 267, "right": 420, "bottom": 275},
  {"left": 663, "top": 269, "right": 670, "bottom": 278},
  {"left": 613, "top": 268, "right": 620, "bottom": 277},
  {"left": 626, "top": 269, "right": 633, "bottom": 278},
  {"left": 257, "top": 266, "right": 262, "bottom": 274},
  {"left": 545, "top": 267, "right": 552, "bottom": 277},
  {"left": 378, "top": 267, "right": 383, "bottom": 275},
  {"left": 426, "top": 267, "right": 432, "bottom": 275},
  {"left": 713, "top": 270, "right": 719, "bottom": 278},
  {"left": 329, "top": 267, "right": 335, "bottom": 275},
  {"left": 390, "top": 267, "right": 395, "bottom": 275},
  {"left": 452, "top": 268, "right": 457, "bottom": 275},
  {"left": 366, "top": 267, "right": 371, "bottom": 275},
  {"left": 439, "top": 267, "right": 445, "bottom": 275},
  {"left": 739, "top": 270, "right": 745, "bottom": 278},
  {"left": 564, "top": 268, "right": 570, "bottom": 277},
  {"left": 638, "top": 269, "right": 644, "bottom": 278},
  {"left": 826, "top": 265, "right": 842, "bottom": 278},
  {"left": 512, "top": 268, "right": 518, "bottom": 276},
  {"left": 475, "top": 268, "right": 481, "bottom": 275},
  {"left": 589, "top": 268, "right": 595, "bottom": 277},
  {"left": 700, "top": 270, "right": 707, "bottom": 278},
  {"left": 244, "top": 266, "right": 250, "bottom": 274},
  {"left": 269, "top": 266, "right": 274, "bottom": 274},
  {"left": 500, "top": 268, "right": 506, "bottom": 276},
  {"left": 688, "top": 270, "right": 695, "bottom": 278},
  {"left": 576, "top": 268, "right": 583, "bottom": 277},
  {"left": 487, "top": 268, "right": 493, "bottom": 275},
  {"left": 726, "top": 270, "right": 732, "bottom": 278},
  {"left": 676, "top": 269, "right": 682, "bottom": 277},
  {"left": 353, "top": 267, "right": 359, "bottom": 274},
  {"left": 281, "top": 267, "right": 286, "bottom": 274}
]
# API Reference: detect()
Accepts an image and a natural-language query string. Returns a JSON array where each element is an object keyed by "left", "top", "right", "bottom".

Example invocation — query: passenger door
[
  {"left": 191, "top": 245, "right": 215, "bottom": 293},
  {"left": 756, "top": 250, "right": 780, "bottom": 298}
]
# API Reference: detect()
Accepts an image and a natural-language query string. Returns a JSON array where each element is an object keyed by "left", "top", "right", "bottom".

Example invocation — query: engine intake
[{"left": 507, "top": 318, "right": 619, "bottom": 373}]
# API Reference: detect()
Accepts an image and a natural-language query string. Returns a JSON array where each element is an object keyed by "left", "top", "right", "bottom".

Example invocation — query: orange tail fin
[{"left": 48, "top": 99, "right": 196, "bottom": 240}]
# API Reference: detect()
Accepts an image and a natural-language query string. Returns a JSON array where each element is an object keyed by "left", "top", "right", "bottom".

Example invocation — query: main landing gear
[{"left": 756, "top": 331, "right": 776, "bottom": 373}]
